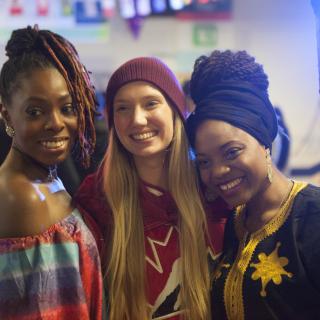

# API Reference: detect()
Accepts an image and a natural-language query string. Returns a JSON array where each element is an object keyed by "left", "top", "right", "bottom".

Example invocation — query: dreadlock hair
[
  {"left": 0, "top": 25, "right": 97, "bottom": 168},
  {"left": 190, "top": 50, "right": 269, "bottom": 105}
]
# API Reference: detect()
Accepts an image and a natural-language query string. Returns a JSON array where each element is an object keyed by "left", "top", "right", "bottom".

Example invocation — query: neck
[
  {"left": 134, "top": 153, "right": 168, "bottom": 189},
  {"left": 245, "top": 168, "right": 293, "bottom": 231},
  {"left": 11, "top": 145, "right": 58, "bottom": 182}
]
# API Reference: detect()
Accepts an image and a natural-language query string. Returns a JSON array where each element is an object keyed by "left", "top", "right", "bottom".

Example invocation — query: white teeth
[
  {"left": 132, "top": 131, "right": 156, "bottom": 141},
  {"left": 220, "top": 178, "right": 242, "bottom": 191},
  {"left": 41, "top": 140, "right": 66, "bottom": 149}
]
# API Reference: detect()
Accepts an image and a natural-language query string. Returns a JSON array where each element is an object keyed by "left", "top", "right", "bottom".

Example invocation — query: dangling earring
[
  {"left": 5, "top": 123, "right": 15, "bottom": 138},
  {"left": 266, "top": 148, "right": 273, "bottom": 183}
]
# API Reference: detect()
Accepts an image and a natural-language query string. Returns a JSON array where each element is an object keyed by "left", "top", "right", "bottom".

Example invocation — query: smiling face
[
  {"left": 113, "top": 81, "right": 174, "bottom": 166},
  {"left": 195, "top": 120, "right": 269, "bottom": 208},
  {"left": 2, "top": 67, "right": 78, "bottom": 166}
]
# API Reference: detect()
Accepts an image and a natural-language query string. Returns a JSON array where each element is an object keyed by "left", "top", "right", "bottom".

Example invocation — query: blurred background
[{"left": 0, "top": 0, "right": 320, "bottom": 193}]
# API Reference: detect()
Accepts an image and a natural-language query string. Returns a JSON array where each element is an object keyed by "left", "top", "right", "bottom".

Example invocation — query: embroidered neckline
[
  {"left": 235, "top": 180, "right": 296, "bottom": 240},
  {"left": 223, "top": 181, "right": 307, "bottom": 320}
]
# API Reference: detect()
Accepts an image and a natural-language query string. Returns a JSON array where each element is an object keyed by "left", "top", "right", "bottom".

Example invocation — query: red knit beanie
[{"left": 105, "top": 57, "right": 187, "bottom": 127}]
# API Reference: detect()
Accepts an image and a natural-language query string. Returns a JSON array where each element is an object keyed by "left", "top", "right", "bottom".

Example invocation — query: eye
[
  {"left": 115, "top": 104, "right": 129, "bottom": 112},
  {"left": 26, "top": 106, "right": 43, "bottom": 117},
  {"left": 146, "top": 100, "right": 159, "bottom": 108},
  {"left": 196, "top": 158, "right": 211, "bottom": 169},
  {"left": 61, "top": 104, "right": 77, "bottom": 116},
  {"left": 225, "top": 147, "right": 242, "bottom": 160}
]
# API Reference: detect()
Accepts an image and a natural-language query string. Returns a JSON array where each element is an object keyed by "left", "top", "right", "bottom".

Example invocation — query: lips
[
  {"left": 218, "top": 177, "right": 243, "bottom": 192},
  {"left": 130, "top": 131, "right": 157, "bottom": 141},
  {"left": 39, "top": 137, "right": 69, "bottom": 150}
]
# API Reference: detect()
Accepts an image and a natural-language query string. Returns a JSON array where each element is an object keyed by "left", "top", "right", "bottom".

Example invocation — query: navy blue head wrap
[{"left": 186, "top": 81, "right": 278, "bottom": 150}]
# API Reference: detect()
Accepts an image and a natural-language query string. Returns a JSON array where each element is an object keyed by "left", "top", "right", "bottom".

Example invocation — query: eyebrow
[
  {"left": 143, "top": 94, "right": 163, "bottom": 100},
  {"left": 114, "top": 94, "right": 164, "bottom": 104},
  {"left": 220, "top": 141, "right": 241, "bottom": 150},
  {"left": 25, "top": 93, "right": 72, "bottom": 103},
  {"left": 195, "top": 140, "right": 241, "bottom": 157},
  {"left": 113, "top": 99, "right": 129, "bottom": 104},
  {"left": 57, "top": 93, "right": 72, "bottom": 101}
]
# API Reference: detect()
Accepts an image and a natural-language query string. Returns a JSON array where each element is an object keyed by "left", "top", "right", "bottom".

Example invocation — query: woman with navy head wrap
[{"left": 186, "top": 50, "right": 320, "bottom": 320}]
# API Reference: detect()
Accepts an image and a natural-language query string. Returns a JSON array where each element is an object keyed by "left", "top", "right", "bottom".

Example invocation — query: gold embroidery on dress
[
  {"left": 250, "top": 242, "right": 292, "bottom": 297},
  {"left": 223, "top": 181, "right": 307, "bottom": 320},
  {"left": 212, "top": 259, "right": 231, "bottom": 282}
]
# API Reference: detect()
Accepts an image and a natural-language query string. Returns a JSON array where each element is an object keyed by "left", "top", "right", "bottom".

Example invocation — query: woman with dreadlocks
[
  {"left": 186, "top": 50, "right": 320, "bottom": 319},
  {"left": 0, "top": 26, "right": 103, "bottom": 319}
]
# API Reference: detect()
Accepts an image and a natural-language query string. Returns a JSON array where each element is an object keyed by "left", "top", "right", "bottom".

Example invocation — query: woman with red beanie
[{"left": 74, "top": 57, "right": 228, "bottom": 320}]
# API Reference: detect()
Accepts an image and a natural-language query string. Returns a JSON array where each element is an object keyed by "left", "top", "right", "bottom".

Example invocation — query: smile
[
  {"left": 131, "top": 131, "right": 157, "bottom": 141},
  {"left": 40, "top": 138, "right": 68, "bottom": 149},
  {"left": 219, "top": 177, "right": 242, "bottom": 191}
]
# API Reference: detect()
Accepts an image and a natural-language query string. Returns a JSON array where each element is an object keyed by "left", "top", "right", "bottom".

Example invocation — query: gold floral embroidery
[
  {"left": 250, "top": 242, "right": 293, "bottom": 297},
  {"left": 223, "top": 181, "right": 307, "bottom": 320}
]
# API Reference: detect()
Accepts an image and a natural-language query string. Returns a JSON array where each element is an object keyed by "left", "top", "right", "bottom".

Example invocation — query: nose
[
  {"left": 210, "top": 162, "right": 231, "bottom": 180},
  {"left": 44, "top": 111, "right": 64, "bottom": 132},
  {"left": 131, "top": 106, "right": 147, "bottom": 126}
]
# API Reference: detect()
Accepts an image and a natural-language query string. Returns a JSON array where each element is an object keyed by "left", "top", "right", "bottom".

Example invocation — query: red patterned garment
[
  {"left": 0, "top": 210, "right": 104, "bottom": 320},
  {"left": 75, "top": 171, "right": 229, "bottom": 319}
]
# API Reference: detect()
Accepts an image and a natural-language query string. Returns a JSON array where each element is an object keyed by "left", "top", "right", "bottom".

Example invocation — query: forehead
[
  {"left": 9, "top": 68, "right": 69, "bottom": 103},
  {"left": 114, "top": 81, "right": 164, "bottom": 101},
  {"left": 5, "top": 68, "right": 71, "bottom": 112},
  {"left": 18, "top": 68, "right": 67, "bottom": 91},
  {"left": 195, "top": 120, "right": 257, "bottom": 153}
]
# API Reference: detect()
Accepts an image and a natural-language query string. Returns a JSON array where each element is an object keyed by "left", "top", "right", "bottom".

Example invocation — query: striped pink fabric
[{"left": 0, "top": 210, "right": 104, "bottom": 320}]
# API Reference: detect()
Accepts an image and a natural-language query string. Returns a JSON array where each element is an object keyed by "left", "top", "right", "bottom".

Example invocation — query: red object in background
[
  {"left": 37, "top": 0, "right": 49, "bottom": 16},
  {"left": 102, "top": 0, "right": 115, "bottom": 17},
  {"left": 178, "top": 0, "right": 232, "bottom": 21},
  {"left": 10, "top": 0, "right": 23, "bottom": 15}
]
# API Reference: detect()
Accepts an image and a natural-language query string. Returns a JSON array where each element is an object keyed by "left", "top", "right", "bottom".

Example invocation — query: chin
[
  {"left": 133, "top": 148, "right": 165, "bottom": 159},
  {"left": 43, "top": 154, "right": 69, "bottom": 166}
]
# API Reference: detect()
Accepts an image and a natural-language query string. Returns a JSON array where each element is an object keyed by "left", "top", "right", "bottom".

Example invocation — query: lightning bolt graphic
[{"left": 146, "top": 226, "right": 174, "bottom": 273}]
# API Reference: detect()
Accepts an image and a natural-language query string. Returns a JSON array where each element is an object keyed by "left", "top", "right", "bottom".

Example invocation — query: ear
[
  {"left": 0, "top": 102, "right": 5, "bottom": 120},
  {"left": 0, "top": 103, "right": 12, "bottom": 126}
]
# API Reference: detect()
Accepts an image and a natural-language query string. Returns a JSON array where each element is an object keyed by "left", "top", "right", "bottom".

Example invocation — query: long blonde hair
[{"left": 102, "top": 113, "right": 210, "bottom": 320}]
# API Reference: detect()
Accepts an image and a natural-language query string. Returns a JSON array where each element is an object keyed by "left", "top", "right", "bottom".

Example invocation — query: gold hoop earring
[
  {"left": 266, "top": 148, "right": 273, "bottom": 183},
  {"left": 5, "top": 123, "right": 15, "bottom": 138}
]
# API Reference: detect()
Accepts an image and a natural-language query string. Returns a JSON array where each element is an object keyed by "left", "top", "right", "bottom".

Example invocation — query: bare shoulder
[
  {"left": 0, "top": 173, "right": 47, "bottom": 214},
  {"left": 0, "top": 174, "right": 49, "bottom": 237}
]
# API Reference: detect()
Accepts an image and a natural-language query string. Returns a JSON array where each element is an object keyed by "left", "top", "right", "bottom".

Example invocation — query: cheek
[
  {"left": 244, "top": 154, "right": 267, "bottom": 183},
  {"left": 113, "top": 119, "right": 129, "bottom": 144},
  {"left": 159, "top": 115, "right": 174, "bottom": 139},
  {"left": 166, "top": 123, "right": 174, "bottom": 141},
  {"left": 156, "top": 107, "right": 174, "bottom": 133},
  {"left": 199, "top": 170, "right": 210, "bottom": 186},
  {"left": 113, "top": 116, "right": 126, "bottom": 133},
  {"left": 15, "top": 122, "right": 37, "bottom": 138}
]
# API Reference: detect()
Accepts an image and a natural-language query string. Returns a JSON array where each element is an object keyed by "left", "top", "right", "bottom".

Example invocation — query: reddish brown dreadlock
[{"left": 0, "top": 25, "right": 97, "bottom": 168}]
